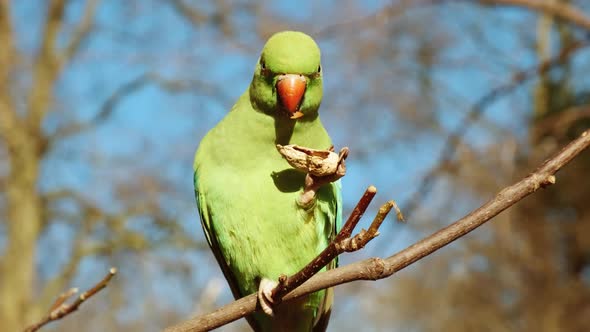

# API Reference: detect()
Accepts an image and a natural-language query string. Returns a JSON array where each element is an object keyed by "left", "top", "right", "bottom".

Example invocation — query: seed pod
[{"left": 276, "top": 144, "right": 340, "bottom": 176}]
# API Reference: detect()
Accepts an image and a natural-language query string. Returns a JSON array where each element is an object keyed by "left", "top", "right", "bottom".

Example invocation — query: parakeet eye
[
  {"left": 317, "top": 65, "right": 321, "bottom": 73},
  {"left": 260, "top": 58, "right": 271, "bottom": 76}
]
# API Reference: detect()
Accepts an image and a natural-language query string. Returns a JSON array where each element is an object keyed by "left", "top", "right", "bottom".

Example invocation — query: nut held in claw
[{"left": 276, "top": 144, "right": 346, "bottom": 177}]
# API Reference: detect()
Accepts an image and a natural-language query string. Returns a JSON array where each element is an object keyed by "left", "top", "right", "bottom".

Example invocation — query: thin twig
[
  {"left": 164, "top": 129, "right": 590, "bottom": 332},
  {"left": 272, "top": 186, "right": 389, "bottom": 301},
  {"left": 337, "top": 186, "right": 377, "bottom": 240},
  {"left": 48, "top": 288, "right": 78, "bottom": 312},
  {"left": 24, "top": 267, "right": 117, "bottom": 332}
]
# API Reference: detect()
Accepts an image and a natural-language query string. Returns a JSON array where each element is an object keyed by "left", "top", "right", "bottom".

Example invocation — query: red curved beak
[{"left": 276, "top": 74, "right": 306, "bottom": 119}]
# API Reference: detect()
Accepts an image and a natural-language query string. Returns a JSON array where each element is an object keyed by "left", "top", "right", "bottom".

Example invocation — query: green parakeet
[{"left": 193, "top": 31, "right": 341, "bottom": 332}]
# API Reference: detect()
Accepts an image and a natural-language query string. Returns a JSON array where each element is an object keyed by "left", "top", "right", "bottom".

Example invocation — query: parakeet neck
[
  {"left": 272, "top": 110, "right": 325, "bottom": 146},
  {"left": 243, "top": 90, "right": 330, "bottom": 149}
]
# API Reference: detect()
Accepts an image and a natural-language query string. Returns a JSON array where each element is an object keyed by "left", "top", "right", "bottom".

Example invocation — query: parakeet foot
[{"left": 258, "top": 278, "right": 278, "bottom": 316}]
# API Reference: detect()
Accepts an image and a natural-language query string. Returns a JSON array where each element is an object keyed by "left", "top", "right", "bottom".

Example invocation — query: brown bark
[
  {"left": 0, "top": 1, "right": 67, "bottom": 330},
  {"left": 24, "top": 268, "right": 117, "bottom": 332},
  {"left": 0, "top": 2, "right": 42, "bottom": 330}
]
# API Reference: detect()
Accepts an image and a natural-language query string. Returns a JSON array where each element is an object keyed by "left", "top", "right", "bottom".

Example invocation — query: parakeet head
[{"left": 250, "top": 31, "right": 323, "bottom": 120}]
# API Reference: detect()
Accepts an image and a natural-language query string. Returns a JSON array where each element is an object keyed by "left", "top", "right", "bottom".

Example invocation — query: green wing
[
  {"left": 194, "top": 171, "right": 263, "bottom": 330},
  {"left": 194, "top": 171, "right": 244, "bottom": 299}
]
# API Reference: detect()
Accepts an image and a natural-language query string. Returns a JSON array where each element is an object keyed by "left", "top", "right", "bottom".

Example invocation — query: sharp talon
[{"left": 258, "top": 278, "right": 278, "bottom": 316}]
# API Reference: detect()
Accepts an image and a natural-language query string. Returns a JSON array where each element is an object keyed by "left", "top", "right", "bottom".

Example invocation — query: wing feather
[{"left": 194, "top": 171, "right": 261, "bottom": 330}]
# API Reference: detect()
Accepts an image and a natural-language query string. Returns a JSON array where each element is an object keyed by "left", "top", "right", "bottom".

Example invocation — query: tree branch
[
  {"left": 317, "top": 0, "right": 590, "bottom": 39},
  {"left": 403, "top": 38, "right": 589, "bottom": 218},
  {"left": 169, "top": 0, "right": 208, "bottom": 26},
  {"left": 24, "top": 267, "right": 117, "bottom": 332},
  {"left": 48, "top": 73, "right": 227, "bottom": 144},
  {"left": 169, "top": 0, "right": 235, "bottom": 36},
  {"left": 164, "top": 129, "right": 590, "bottom": 332},
  {"left": 26, "top": 0, "right": 66, "bottom": 135},
  {"left": 319, "top": 4, "right": 589, "bottom": 221},
  {"left": 60, "top": 0, "right": 100, "bottom": 64},
  {"left": 481, "top": 0, "right": 590, "bottom": 31},
  {"left": 272, "top": 187, "right": 402, "bottom": 302},
  {"left": 0, "top": 0, "right": 22, "bottom": 152},
  {"left": 533, "top": 104, "right": 590, "bottom": 140},
  {"left": 37, "top": 191, "right": 101, "bottom": 311},
  {"left": 317, "top": 0, "right": 590, "bottom": 35}
]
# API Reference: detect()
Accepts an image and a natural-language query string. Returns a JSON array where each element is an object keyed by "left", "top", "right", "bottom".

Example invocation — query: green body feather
[{"left": 194, "top": 31, "right": 341, "bottom": 332}]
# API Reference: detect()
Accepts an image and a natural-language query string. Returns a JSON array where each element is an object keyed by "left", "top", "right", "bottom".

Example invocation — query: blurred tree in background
[{"left": 0, "top": 1, "right": 589, "bottom": 331}]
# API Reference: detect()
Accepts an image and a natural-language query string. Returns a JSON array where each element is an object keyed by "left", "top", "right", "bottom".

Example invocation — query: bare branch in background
[
  {"left": 20, "top": 0, "right": 100, "bottom": 155},
  {"left": 318, "top": 0, "right": 590, "bottom": 38},
  {"left": 60, "top": 0, "right": 101, "bottom": 63},
  {"left": 26, "top": 0, "right": 67, "bottom": 134},
  {"left": 0, "top": 0, "right": 21, "bottom": 151},
  {"left": 24, "top": 267, "right": 117, "bottom": 332},
  {"left": 169, "top": 0, "right": 234, "bottom": 36},
  {"left": 37, "top": 186, "right": 207, "bottom": 311},
  {"left": 481, "top": 0, "right": 590, "bottom": 31},
  {"left": 316, "top": 0, "right": 417, "bottom": 37},
  {"left": 38, "top": 190, "right": 101, "bottom": 310},
  {"left": 403, "top": 39, "right": 589, "bottom": 218},
  {"left": 164, "top": 129, "right": 590, "bottom": 332},
  {"left": 169, "top": 0, "right": 208, "bottom": 25},
  {"left": 48, "top": 72, "right": 228, "bottom": 144},
  {"left": 533, "top": 104, "right": 590, "bottom": 140}
]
